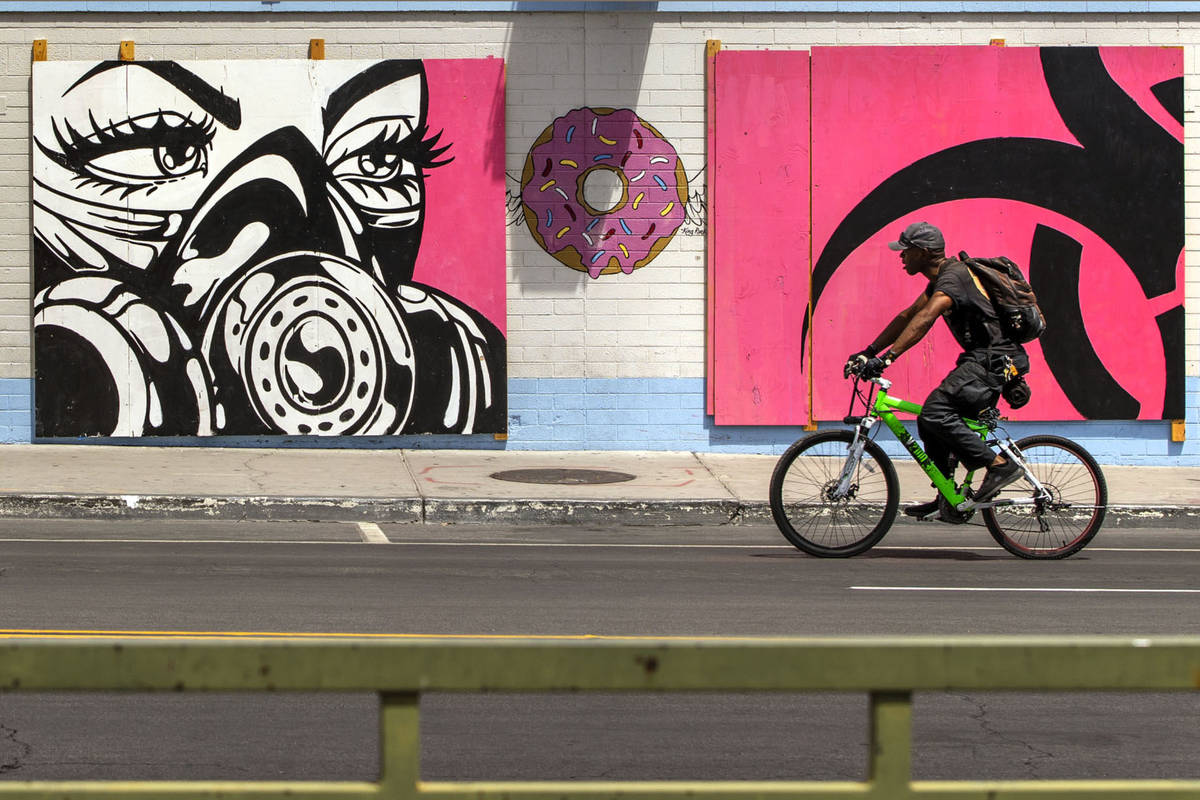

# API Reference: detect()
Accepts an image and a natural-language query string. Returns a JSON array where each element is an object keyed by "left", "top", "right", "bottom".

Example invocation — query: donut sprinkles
[{"left": 521, "top": 107, "right": 689, "bottom": 278}]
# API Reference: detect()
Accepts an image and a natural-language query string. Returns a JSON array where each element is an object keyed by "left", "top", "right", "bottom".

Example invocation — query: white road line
[
  {"left": 386, "top": 541, "right": 789, "bottom": 548},
  {"left": 356, "top": 522, "right": 391, "bottom": 544},
  {"left": 372, "top": 542, "right": 1200, "bottom": 553},
  {"left": 1079, "top": 547, "right": 1200, "bottom": 553},
  {"left": 851, "top": 586, "right": 1200, "bottom": 594}
]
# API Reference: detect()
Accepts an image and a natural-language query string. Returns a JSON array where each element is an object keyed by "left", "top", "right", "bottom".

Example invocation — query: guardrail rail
[{"left": 0, "top": 636, "right": 1197, "bottom": 799}]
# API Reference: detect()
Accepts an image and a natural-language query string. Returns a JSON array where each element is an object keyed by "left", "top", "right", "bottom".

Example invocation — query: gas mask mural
[{"left": 32, "top": 59, "right": 506, "bottom": 437}]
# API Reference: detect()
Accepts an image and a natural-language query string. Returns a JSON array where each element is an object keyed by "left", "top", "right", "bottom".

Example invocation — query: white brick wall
[{"left": 0, "top": 10, "right": 1195, "bottom": 385}]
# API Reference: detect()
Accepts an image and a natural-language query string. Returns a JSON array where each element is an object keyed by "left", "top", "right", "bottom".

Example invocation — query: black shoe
[
  {"left": 904, "top": 498, "right": 940, "bottom": 518},
  {"left": 975, "top": 459, "right": 1022, "bottom": 502}
]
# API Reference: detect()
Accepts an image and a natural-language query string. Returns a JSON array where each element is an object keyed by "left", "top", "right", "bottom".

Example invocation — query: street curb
[
  {"left": 0, "top": 495, "right": 742, "bottom": 526},
  {"left": 1102, "top": 505, "right": 1200, "bottom": 527},
  {"left": 422, "top": 498, "right": 742, "bottom": 526},
  {"left": 0, "top": 495, "right": 1194, "bottom": 528},
  {"left": 739, "top": 502, "right": 1200, "bottom": 529},
  {"left": 0, "top": 494, "right": 424, "bottom": 523}
]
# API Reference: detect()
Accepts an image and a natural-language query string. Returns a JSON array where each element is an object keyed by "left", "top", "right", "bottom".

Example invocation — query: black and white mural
[{"left": 32, "top": 59, "right": 507, "bottom": 437}]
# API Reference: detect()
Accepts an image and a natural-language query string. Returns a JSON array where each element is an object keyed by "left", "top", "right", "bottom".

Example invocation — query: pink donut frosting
[{"left": 521, "top": 107, "right": 688, "bottom": 278}]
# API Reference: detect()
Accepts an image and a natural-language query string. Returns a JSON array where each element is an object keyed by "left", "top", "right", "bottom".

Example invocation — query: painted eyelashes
[
  {"left": 329, "top": 118, "right": 452, "bottom": 210},
  {"left": 42, "top": 110, "right": 217, "bottom": 197}
]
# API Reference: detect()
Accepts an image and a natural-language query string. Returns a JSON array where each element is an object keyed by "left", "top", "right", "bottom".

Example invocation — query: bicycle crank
[{"left": 938, "top": 489, "right": 976, "bottom": 524}]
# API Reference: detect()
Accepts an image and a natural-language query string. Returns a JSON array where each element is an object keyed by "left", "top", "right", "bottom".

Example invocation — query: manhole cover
[{"left": 489, "top": 468, "right": 637, "bottom": 485}]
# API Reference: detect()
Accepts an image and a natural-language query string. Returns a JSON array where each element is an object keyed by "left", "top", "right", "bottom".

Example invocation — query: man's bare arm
[
  {"left": 888, "top": 291, "right": 953, "bottom": 357},
  {"left": 864, "top": 292, "right": 930, "bottom": 354}
]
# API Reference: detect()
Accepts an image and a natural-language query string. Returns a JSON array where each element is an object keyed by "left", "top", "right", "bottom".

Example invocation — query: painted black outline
[{"left": 805, "top": 47, "right": 1183, "bottom": 419}]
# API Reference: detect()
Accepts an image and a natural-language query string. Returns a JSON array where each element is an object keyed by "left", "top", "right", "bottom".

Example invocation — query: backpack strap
[{"left": 957, "top": 252, "right": 993, "bottom": 302}]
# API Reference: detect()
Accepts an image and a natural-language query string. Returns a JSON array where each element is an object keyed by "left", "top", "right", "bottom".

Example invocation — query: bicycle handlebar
[
  {"left": 845, "top": 368, "right": 891, "bottom": 391},
  {"left": 843, "top": 358, "right": 892, "bottom": 389}
]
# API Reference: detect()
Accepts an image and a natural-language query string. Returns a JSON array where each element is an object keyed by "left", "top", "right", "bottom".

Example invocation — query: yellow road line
[{"left": 0, "top": 628, "right": 812, "bottom": 642}]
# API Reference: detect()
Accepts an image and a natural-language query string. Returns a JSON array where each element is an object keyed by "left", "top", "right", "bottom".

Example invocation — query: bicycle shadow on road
[{"left": 752, "top": 549, "right": 1004, "bottom": 562}]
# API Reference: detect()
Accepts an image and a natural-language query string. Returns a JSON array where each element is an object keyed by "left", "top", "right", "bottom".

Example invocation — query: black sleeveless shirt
[{"left": 926, "top": 260, "right": 1021, "bottom": 355}]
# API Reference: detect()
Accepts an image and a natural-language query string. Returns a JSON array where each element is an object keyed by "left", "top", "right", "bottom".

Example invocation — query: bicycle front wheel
[
  {"left": 769, "top": 430, "right": 899, "bottom": 557},
  {"left": 982, "top": 435, "right": 1107, "bottom": 559}
]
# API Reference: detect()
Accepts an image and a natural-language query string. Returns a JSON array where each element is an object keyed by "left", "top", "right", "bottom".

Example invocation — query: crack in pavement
[
  {"left": 0, "top": 721, "right": 32, "bottom": 774},
  {"left": 956, "top": 693, "right": 1056, "bottom": 779},
  {"left": 241, "top": 453, "right": 272, "bottom": 494}
]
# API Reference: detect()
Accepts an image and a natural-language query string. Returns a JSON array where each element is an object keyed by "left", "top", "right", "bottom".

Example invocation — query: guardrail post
[
  {"left": 380, "top": 691, "right": 420, "bottom": 798},
  {"left": 868, "top": 691, "right": 912, "bottom": 797}
]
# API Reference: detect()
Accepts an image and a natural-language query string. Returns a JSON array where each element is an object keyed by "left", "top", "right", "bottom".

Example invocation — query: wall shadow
[{"left": 504, "top": 5, "right": 662, "bottom": 295}]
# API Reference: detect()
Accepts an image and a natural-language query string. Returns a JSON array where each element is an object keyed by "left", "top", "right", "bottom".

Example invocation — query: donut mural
[
  {"left": 520, "top": 107, "right": 688, "bottom": 278},
  {"left": 708, "top": 45, "right": 1183, "bottom": 424},
  {"left": 32, "top": 58, "right": 506, "bottom": 437}
]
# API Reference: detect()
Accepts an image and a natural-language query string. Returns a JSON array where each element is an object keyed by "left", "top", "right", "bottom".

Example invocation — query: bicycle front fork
[{"left": 832, "top": 422, "right": 874, "bottom": 499}]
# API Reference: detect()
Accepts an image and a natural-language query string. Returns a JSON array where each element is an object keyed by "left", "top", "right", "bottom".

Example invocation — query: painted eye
[
  {"left": 356, "top": 150, "right": 402, "bottom": 180},
  {"left": 87, "top": 142, "right": 207, "bottom": 182},
  {"left": 327, "top": 121, "right": 450, "bottom": 217},
  {"left": 44, "top": 111, "right": 215, "bottom": 192},
  {"left": 333, "top": 144, "right": 422, "bottom": 213},
  {"left": 156, "top": 143, "right": 205, "bottom": 176}
]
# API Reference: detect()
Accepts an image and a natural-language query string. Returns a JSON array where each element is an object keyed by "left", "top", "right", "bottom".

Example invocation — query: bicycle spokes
[{"left": 769, "top": 377, "right": 1106, "bottom": 559}]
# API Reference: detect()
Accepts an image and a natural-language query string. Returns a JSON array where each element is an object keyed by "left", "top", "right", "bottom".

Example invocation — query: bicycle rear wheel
[
  {"left": 769, "top": 430, "right": 899, "bottom": 557},
  {"left": 982, "top": 434, "right": 1107, "bottom": 559}
]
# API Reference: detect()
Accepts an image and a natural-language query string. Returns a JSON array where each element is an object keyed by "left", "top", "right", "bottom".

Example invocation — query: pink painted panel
[
  {"left": 810, "top": 46, "right": 1182, "bottom": 420},
  {"left": 706, "top": 45, "right": 718, "bottom": 416},
  {"left": 415, "top": 58, "right": 507, "bottom": 335},
  {"left": 712, "top": 50, "right": 811, "bottom": 425}
]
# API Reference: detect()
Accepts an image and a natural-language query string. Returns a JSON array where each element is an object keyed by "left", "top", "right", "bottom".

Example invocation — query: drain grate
[{"left": 489, "top": 468, "right": 637, "bottom": 485}]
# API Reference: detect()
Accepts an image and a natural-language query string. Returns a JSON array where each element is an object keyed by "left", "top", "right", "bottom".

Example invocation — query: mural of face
[{"left": 32, "top": 59, "right": 505, "bottom": 437}]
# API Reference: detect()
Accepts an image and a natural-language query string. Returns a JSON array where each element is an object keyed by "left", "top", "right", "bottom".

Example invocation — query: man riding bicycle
[{"left": 845, "top": 222, "right": 1030, "bottom": 516}]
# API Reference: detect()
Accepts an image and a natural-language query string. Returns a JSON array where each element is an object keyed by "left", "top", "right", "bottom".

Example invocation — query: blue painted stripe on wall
[
  {"left": 2, "top": 1, "right": 1195, "bottom": 11},
  {"left": 0, "top": 378, "right": 31, "bottom": 445},
  {"left": 3, "top": 376, "right": 1199, "bottom": 465}
]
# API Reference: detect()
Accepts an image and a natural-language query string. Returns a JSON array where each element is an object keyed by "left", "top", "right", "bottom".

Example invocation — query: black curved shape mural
[
  {"left": 1029, "top": 225, "right": 1138, "bottom": 419},
  {"left": 806, "top": 47, "right": 1183, "bottom": 419}
]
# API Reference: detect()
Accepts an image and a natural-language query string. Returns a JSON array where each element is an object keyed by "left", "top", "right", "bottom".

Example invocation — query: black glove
[
  {"left": 860, "top": 351, "right": 897, "bottom": 379},
  {"left": 843, "top": 347, "right": 875, "bottom": 379}
]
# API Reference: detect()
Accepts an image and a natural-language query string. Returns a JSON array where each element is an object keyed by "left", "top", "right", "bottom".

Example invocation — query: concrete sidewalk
[{"left": 0, "top": 445, "right": 1195, "bottom": 527}]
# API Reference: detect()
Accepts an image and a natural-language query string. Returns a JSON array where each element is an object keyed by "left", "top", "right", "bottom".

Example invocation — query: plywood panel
[
  {"left": 809, "top": 46, "right": 1183, "bottom": 421},
  {"left": 32, "top": 59, "right": 507, "bottom": 437},
  {"left": 711, "top": 50, "right": 811, "bottom": 425}
]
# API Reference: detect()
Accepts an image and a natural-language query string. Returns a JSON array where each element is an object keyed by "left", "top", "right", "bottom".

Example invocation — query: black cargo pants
[{"left": 916, "top": 349, "right": 1030, "bottom": 476}]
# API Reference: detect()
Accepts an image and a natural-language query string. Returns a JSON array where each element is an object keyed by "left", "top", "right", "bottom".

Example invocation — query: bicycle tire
[
  {"left": 769, "top": 430, "right": 899, "bottom": 557},
  {"left": 982, "top": 434, "right": 1107, "bottom": 559}
]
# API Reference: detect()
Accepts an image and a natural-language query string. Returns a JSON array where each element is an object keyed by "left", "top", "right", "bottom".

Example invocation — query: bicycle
[{"left": 769, "top": 367, "right": 1107, "bottom": 559}]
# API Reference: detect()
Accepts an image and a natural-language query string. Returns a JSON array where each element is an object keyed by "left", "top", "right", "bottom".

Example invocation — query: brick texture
[{"left": 0, "top": 10, "right": 1194, "bottom": 460}]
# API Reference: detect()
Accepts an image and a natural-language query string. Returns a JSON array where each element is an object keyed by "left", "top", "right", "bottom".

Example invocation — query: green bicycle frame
[{"left": 871, "top": 387, "right": 990, "bottom": 508}]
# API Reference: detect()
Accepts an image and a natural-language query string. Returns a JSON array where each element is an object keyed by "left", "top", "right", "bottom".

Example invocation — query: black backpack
[{"left": 957, "top": 251, "right": 1046, "bottom": 344}]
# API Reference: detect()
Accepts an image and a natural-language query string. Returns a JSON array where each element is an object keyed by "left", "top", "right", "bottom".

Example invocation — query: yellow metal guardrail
[{"left": 0, "top": 636, "right": 1197, "bottom": 799}]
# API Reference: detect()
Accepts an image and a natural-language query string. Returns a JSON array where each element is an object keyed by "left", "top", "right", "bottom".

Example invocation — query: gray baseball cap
[{"left": 887, "top": 221, "right": 945, "bottom": 252}]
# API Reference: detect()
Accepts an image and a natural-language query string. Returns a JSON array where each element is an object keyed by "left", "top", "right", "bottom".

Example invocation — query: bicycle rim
[
  {"left": 982, "top": 435, "right": 1107, "bottom": 559},
  {"left": 769, "top": 430, "right": 898, "bottom": 557}
]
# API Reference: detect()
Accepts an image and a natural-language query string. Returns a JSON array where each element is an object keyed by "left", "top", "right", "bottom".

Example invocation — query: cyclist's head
[{"left": 887, "top": 221, "right": 945, "bottom": 257}]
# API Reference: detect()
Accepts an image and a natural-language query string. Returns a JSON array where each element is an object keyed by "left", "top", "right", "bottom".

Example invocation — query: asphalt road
[{"left": 0, "top": 518, "right": 1197, "bottom": 782}]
